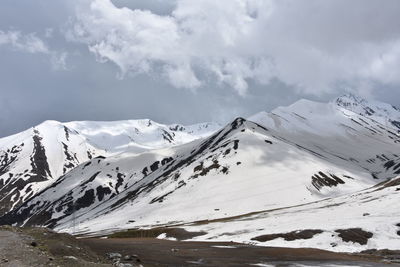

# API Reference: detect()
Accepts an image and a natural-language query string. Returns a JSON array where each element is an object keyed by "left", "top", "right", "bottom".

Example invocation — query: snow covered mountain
[
  {"left": 0, "top": 119, "right": 220, "bottom": 216},
  {"left": 335, "top": 93, "right": 400, "bottom": 130},
  {"left": 1, "top": 94, "right": 400, "bottom": 253},
  {"left": 64, "top": 119, "right": 220, "bottom": 154},
  {"left": 1, "top": 117, "right": 375, "bottom": 231},
  {"left": 0, "top": 120, "right": 102, "bottom": 215},
  {"left": 249, "top": 94, "right": 400, "bottom": 180}
]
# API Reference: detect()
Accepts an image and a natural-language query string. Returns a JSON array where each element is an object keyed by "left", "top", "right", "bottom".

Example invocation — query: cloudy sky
[{"left": 1, "top": 0, "right": 400, "bottom": 137}]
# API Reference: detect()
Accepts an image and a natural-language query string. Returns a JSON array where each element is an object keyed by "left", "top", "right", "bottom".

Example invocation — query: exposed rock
[
  {"left": 335, "top": 228, "right": 373, "bottom": 245},
  {"left": 107, "top": 252, "right": 122, "bottom": 261}
]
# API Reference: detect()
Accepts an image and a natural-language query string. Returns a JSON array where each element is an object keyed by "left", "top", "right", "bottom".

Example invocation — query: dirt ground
[
  {"left": 0, "top": 226, "right": 111, "bottom": 267},
  {"left": 82, "top": 237, "right": 395, "bottom": 267},
  {"left": 0, "top": 226, "right": 398, "bottom": 267}
]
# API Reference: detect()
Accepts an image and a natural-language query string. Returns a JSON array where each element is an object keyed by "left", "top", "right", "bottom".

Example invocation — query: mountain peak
[
  {"left": 230, "top": 117, "right": 247, "bottom": 128},
  {"left": 335, "top": 93, "right": 376, "bottom": 116},
  {"left": 336, "top": 93, "right": 398, "bottom": 115},
  {"left": 335, "top": 93, "right": 367, "bottom": 107},
  {"left": 333, "top": 93, "right": 400, "bottom": 130},
  {"left": 35, "top": 120, "right": 64, "bottom": 129}
]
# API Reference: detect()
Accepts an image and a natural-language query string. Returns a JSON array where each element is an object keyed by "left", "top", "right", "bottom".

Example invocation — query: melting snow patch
[
  {"left": 63, "top": 256, "right": 78, "bottom": 261},
  {"left": 156, "top": 233, "right": 177, "bottom": 241}
]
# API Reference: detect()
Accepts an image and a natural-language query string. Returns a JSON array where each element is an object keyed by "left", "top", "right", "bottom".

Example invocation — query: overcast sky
[{"left": 1, "top": 0, "right": 400, "bottom": 137}]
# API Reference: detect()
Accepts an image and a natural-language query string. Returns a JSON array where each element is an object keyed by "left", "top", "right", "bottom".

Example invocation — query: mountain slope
[
  {"left": 1, "top": 118, "right": 377, "bottom": 235},
  {"left": 249, "top": 96, "right": 400, "bottom": 180},
  {"left": 335, "top": 94, "right": 400, "bottom": 130},
  {"left": 0, "top": 120, "right": 102, "bottom": 215},
  {"left": 65, "top": 119, "right": 220, "bottom": 154},
  {"left": 1, "top": 95, "right": 400, "bottom": 253},
  {"left": 181, "top": 175, "right": 400, "bottom": 252},
  {"left": 0, "top": 119, "right": 220, "bottom": 216}
]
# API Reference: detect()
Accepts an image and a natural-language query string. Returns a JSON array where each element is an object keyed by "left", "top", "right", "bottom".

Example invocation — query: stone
[{"left": 107, "top": 252, "right": 122, "bottom": 260}]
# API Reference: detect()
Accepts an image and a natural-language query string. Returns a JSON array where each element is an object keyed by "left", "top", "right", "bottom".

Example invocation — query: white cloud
[
  {"left": 0, "top": 30, "right": 49, "bottom": 53},
  {"left": 0, "top": 30, "right": 68, "bottom": 70},
  {"left": 69, "top": 0, "right": 400, "bottom": 95}
]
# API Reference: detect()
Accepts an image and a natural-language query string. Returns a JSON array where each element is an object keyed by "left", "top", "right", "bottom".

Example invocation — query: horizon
[
  {"left": 2, "top": 92, "right": 399, "bottom": 138},
  {"left": 1, "top": 0, "right": 400, "bottom": 137}
]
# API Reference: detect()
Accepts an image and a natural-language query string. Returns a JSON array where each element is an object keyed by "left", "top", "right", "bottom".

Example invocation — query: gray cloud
[
  {"left": 69, "top": 0, "right": 400, "bottom": 96},
  {"left": 0, "top": 0, "right": 400, "bottom": 138}
]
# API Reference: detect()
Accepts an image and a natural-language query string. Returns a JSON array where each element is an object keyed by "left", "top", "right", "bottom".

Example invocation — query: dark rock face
[
  {"left": 62, "top": 141, "right": 85, "bottom": 174},
  {"left": 0, "top": 129, "right": 55, "bottom": 215},
  {"left": 96, "top": 186, "right": 112, "bottom": 202},
  {"left": 150, "top": 161, "right": 159, "bottom": 172},
  {"left": 311, "top": 172, "right": 345, "bottom": 191},
  {"left": 192, "top": 160, "right": 220, "bottom": 177},
  {"left": 142, "top": 167, "right": 148, "bottom": 176},
  {"left": 63, "top": 126, "right": 70, "bottom": 141},
  {"left": 169, "top": 125, "right": 185, "bottom": 131},
  {"left": 161, "top": 157, "right": 173, "bottom": 165},
  {"left": 391, "top": 120, "right": 400, "bottom": 130},
  {"left": 31, "top": 129, "right": 52, "bottom": 180},
  {"left": 162, "top": 130, "right": 174, "bottom": 143},
  {"left": 115, "top": 173, "right": 125, "bottom": 193},
  {"left": 0, "top": 143, "right": 24, "bottom": 177},
  {"left": 384, "top": 160, "right": 396, "bottom": 169},
  {"left": 75, "top": 189, "right": 96, "bottom": 211},
  {"left": 382, "top": 158, "right": 400, "bottom": 175}
]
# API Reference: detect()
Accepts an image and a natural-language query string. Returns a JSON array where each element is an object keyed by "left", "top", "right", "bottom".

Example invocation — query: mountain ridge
[
  {"left": 0, "top": 118, "right": 220, "bottom": 216},
  {"left": 1, "top": 94, "right": 400, "bottom": 253}
]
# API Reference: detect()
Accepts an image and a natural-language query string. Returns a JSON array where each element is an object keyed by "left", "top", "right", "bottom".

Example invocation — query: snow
[
  {"left": 335, "top": 94, "right": 400, "bottom": 129},
  {"left": 181, "top": 178, "right": 400, "bottom": 252},
  {"left": 157, "top": 233, "right": 177, "bottom": 241},
  {"left": 0, "top": 118, "right": 219, "bottom": 215},
  {"left": 65, "top": 119, "right": 221, "bottom": 154},
  {"left": 1, "top": 94, "right": 400, "bottom": 253},
  {"left": 51, "top": 117, "right": 384, "bottom": 239}
]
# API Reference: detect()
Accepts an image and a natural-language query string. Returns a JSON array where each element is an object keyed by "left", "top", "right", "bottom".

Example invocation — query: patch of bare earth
[
  {"left": 335, "top": 228, "right": 373, "bottom": 245},
  {"left": 82, "top": 236, "right": 391, "bottom": 266},
  {"left": 0, "top": 226, "right": 111, "bottom": 267},
  {"left": 108, "top": 227, "right": 206, "bottom": 240},
  {"left": 251, "top": 229, "right": 323, "bottom": 242}
]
